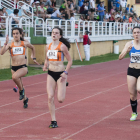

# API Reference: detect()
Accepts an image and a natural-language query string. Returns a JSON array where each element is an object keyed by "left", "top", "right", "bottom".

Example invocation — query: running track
[{"left": 0, "top": 58, "right": 140, "bottom": 140}]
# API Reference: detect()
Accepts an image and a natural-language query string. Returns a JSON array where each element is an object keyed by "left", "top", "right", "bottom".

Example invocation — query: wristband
[
  {"left": 4, "top": 43, "right": 7, "bottom": 46},
  {"left": 64, "top": 71, "right": 68, "bottom": 75},
  {"left": 33, "top": 58, "right": 36, "bottom": 60}
]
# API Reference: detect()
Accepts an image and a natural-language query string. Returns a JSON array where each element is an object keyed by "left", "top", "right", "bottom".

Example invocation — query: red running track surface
[{"left": 0, "top": 58, "right": 140, "bottom": 140}]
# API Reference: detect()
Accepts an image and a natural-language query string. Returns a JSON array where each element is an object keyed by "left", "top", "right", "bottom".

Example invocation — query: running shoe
[
  {"left": 23, "top": 98, "right": 29, "bottom": 108},
  {"left": 13, "top": 86, "right": 18, "bottom": 92},
  {"left": 49, "top": 121, "right": 58, "bottom": 128},
  {"left": 130, "top": 112, "right": 138, "bottom": 121},
  {"left": 66, "top": 82, "right": 69, "bottom": 86},
  {"left": 19, "top": 88, "right": 25, "bottom": 100}
]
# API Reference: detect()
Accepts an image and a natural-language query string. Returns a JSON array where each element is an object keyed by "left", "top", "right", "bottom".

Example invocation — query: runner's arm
[
  {"left": 119, "top": 41, "right": 132, "bottom": 60},
  {"left": 62, "top": 44, "right": 72, "bottom": 72},
  {"left": 43, "top": 45, "right": 49, "bottom": 71}
]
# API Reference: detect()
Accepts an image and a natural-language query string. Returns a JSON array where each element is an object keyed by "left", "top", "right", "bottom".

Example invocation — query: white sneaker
[{"left": 130, "top": 113, "right": 138, "bottom": 121}]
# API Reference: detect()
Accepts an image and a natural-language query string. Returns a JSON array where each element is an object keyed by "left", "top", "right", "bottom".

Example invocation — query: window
[{"left": 136, "top": 0, "right": 140, "bottom": 4}]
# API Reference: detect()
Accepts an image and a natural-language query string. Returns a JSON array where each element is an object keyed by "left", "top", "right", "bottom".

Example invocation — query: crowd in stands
[{"left": 0, "top": 0, "right": 140, "bottom": 33}]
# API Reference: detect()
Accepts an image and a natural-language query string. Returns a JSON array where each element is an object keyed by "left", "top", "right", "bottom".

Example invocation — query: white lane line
[
  {"left": 0, "top": 93, "right": 47, "bottom": 108},
  {"left": 0, "top": 71, "right": 125, "bottom": 108},
  {"left": 0, "top": 83, "right": 127, "bottom": 131},
  {"left": 63, "top": 98, "right": 140, "bottom": 140},
  {"left": 0, "top": 81, "right": 46, "bottom": 93}
]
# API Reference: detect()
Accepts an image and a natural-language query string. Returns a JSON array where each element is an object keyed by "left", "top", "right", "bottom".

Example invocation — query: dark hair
[
  {"left": 52, "top": 27, "right": 70, "bottom": 50},
  {"left": 2, "top": 7, "right": 6, "bottom": 11},
  {"left": 13, "top": 9, "right": 19, "bottom": 14},
  {"left": 59, "top": 8, "right": 64, "bottom": 12},
  {"left": 132, "top": 26, "right": 140, "bottom": 32},
  {"left": 0, "top": 9, "right": 3, "bottom": 12},
  {"left": 12, "top": 27, "right": 24, "bottom": 41},
  {"left": 85, "top": 30, "right": 89, "bottom": 35}
]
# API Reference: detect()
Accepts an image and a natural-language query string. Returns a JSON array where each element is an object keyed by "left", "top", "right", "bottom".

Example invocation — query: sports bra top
[
  {"left": 129, "top": 40, "right": 140, "bottom": 63},
  {"left": 10, "top": 41, "right": 26, "bottom": 57},
  {"left": 47, "top": 42, "right": 64, "bottom": 61}
]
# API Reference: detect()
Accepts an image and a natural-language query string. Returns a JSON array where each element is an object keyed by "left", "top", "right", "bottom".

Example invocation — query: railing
[
  {"left": 34, "top": 19, "right": 140, "bottom": 41},
  {"left": 17, "top": 1, "right": 33, "bottom": 27},
  {"left": 0, "top": 0, "right": 16, "bottom": 11},
  {"left": 0, "top": 16, "right": 9, "bottom": 37},
  {"left": 8, "top": 17, "right": 30, "bottom": 38}
]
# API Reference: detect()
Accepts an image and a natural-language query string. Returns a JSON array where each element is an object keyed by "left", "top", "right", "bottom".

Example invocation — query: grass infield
[{"left": 0, "top": 53, "right": 129, "bottom": 81}]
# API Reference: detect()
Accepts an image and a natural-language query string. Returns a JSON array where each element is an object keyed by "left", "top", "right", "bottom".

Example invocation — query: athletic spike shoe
[
  {"left": 49, "top": 121, "right": 58, "bottom": 128},
  {"left": 13, "top": 86, "right": 18, "bottom": 92},
  {"left": 130, "top": 113, "right": 138, "bottom": 121},
  {"left": 19, "top": 88, "right": 25, "bottom": 100},
  {"left": 66, "top": 82, "right": 69, "bottom": 86},
  {"left": 23, "top": 98, "right": 29, "bottom": 108}
]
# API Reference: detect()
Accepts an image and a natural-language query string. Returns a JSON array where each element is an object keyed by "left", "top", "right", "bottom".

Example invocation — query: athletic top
[
  {"left": 10, "top": 41, "right": 26, "bottom": 57},
  {"left": 129, "top": 40, "right": 140, "bottom": 63},
  {"left": 47, "top": 42, "right": 64, "bottom": 61}
]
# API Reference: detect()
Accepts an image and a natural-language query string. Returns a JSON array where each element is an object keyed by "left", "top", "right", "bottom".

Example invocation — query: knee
[
  {"left": 12, "top": 75, "right": 17, "bottom": 80},
  {"left": 58, "top": 97, "right": 65, "bottom": 103},
  {"left": 48, "top": 96, "right": 54, "bottom": 103},
  {"left": 130, "top": 93, "right": 137, "bottom": 101},
  {"left": 58, "top": 99, "right": 64, "bottom": 103}
]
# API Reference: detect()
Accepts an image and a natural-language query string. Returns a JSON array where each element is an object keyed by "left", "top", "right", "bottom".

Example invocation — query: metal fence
[{"left": 34, "top": 19, "right": 139, "bottom": 38}]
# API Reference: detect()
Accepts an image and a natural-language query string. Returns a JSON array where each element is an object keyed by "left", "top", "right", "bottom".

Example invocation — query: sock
[
  {"left": 51, "top": 121, "right": 57, "bottom": 124},
  {"left": 130, "top": 99, "right": 137, "bottom": 114}
]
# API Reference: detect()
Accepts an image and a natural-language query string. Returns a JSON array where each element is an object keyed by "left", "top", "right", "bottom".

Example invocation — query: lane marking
[
  {"left": 63, "top": 98, "right": 140, "bottom": 140},
  {"left": 0, "top": 71, "right": 125, "bottom": 108},
  {"left": 0, "top": 83, "right": 127, "bottom": 131}
]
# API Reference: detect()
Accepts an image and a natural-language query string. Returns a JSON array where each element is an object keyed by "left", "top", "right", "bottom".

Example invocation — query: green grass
[
  {"left": 64, "top": 53, "right": 129, "bottom": 65},
  {"left": 0, "top": 53, "right": 129, "bottom": 81},
  {"left": 0, "top": 66, "right": 46, "bottom": 81}
]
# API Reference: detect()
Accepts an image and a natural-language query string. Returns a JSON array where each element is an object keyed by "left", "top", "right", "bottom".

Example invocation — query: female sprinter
[
  {"left": 119, "top": 26, "right": 140, "bottom": 121},
  {"left": 12, "top": 28, "right": 40, "bottom": 92},
  {"left": 0, "top": 27, "right": 39, "bottom": 108},
  {"left": 43, "top": 27, "right": 72, "bottom": 128}
]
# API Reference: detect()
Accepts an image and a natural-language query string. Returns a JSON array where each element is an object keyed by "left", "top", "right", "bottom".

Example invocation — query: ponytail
[{"left": 59, "top": 37, "right": 70, "bottom": 50}]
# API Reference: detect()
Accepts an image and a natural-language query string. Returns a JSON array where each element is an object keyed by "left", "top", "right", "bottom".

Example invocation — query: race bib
[
  {"left": 131, "top": 53, "right": 140, "bottom": 63},
  {"left": 47, "top": 50, "right": 58, "bottom": 59},
  {"left": 13, "top": 47, "right": 23, "bottom": 55}
]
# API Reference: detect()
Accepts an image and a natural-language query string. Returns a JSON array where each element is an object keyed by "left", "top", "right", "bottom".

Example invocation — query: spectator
[
  {"left": 52, "top": 0, "right": 56, "bottom": 7},
  {"left": 50, "top": 8, "right": 64, "bottom": 19},
  {"left": 78, "top": 0, "right": 84, "bottom": 7},
  {"left": 90, "top": 0, "right": 95, "bottom": 10},
  {"left": 67, "top": 0, "right": 74, "bottom": 12},
  {"left": 105, "top": 11, "right": 111, "bottom": 22},
  {"left": 110, "top": 6, "right": 116, "bottom": 14},
  {"left": 113, "top": 0, "right": 117, "bottom": 8},
  {"left": 129, "top": 15, "right": 133, "bottom": 23},
  {"left": 80, "top": 1, "right": 88, "bottom": 15},
  {"left": 79, "top": 30, "right": 91, "bottom": 61},
  {"left": 130, "top": 5, "right": 134, "bottom": 14},
  {"left": 116, "top": 0, "right": 120, "bottom": 12},
  {"left": 108, "top": 0, "right": 113, "bottom": 13},
  {"left": 125, "top": 4, "right": 130, "bottom": 14},
  {"left": 98, "top": 2, "right": 104, "bottom": 21},
  {"left": 44, "top": 0, "right": 54, "bottom": 14},
  {"left": 2, "top": 7, "right": 8, "bottom": 16},
  {"left": 121, "top": 0, "right": 126, "bottom": 13},
  {"left": 21, "top": 0, "right": 32, "bottom": 17},
  {"left": 70, "top": 13, "right": 75, "bottom": 23},
  {"left": 9, "top": 9, "right": 19, "bottom": 27},
  {"left": 0, "top": 9, "right": 6, "bottom": 30},
  {"left": 38, "top": 2, "right": 47, "bottom": 20}
]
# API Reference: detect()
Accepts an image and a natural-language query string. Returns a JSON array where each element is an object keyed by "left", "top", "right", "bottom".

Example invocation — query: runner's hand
[
  {"left": 5, "top": 35, "right": 9, "bottom": 44},
  {"left": 60, "top": 73, "right": 67, "bottom": 82},
  {"left": 127, "top": 44, "right": 133, "bottom": 52},
  {"left": 43, "top": 66, "right": 48, "bottom": 71},
  {"left": 33, "top": 59, "right": 40, "bottom": 65}
]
